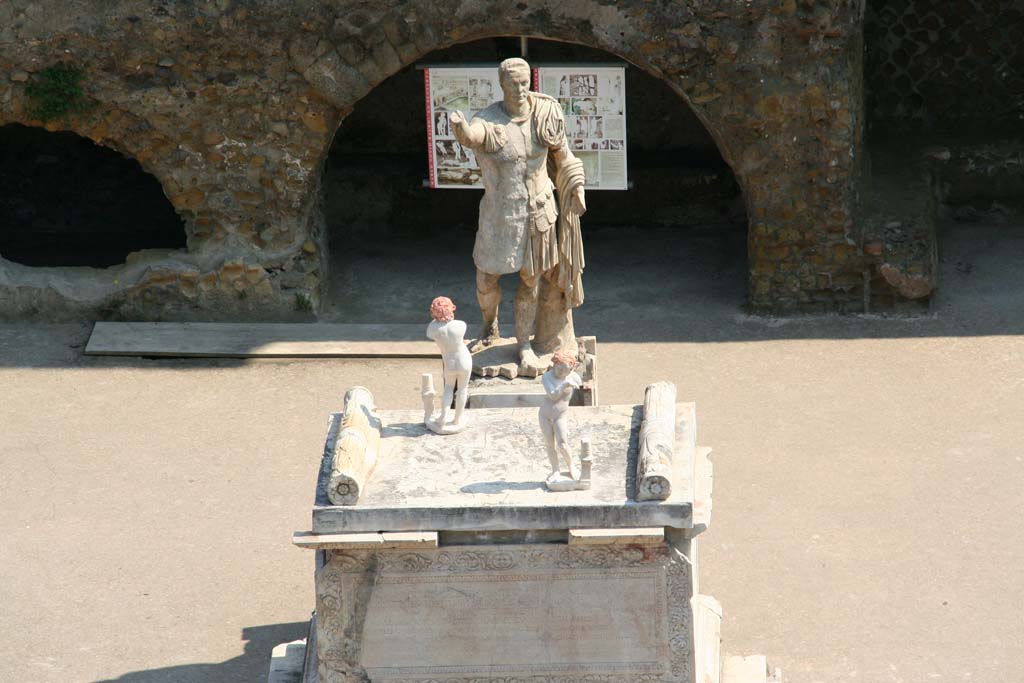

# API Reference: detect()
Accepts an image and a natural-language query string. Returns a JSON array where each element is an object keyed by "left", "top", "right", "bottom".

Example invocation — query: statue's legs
[
  {"left": 538, "top": 413, "right": 560, "bottom": 475},
  {"left": 452, "top": 368, "right": 470, "bottom": 425},
  {"left": 533, "top": 273, "right": 576, "bottom": 355},
  {"left": 438, "top": 371, "right": 455, "bottom": 426},
  {"left": 475, "top": 270, "right": 502, "bottom": 344},
  {"left": 515, "top": 270, "right": 544, "bottom": 377},
  {"left": 553, "top": 414, "right": 578, "bottom": 479}
]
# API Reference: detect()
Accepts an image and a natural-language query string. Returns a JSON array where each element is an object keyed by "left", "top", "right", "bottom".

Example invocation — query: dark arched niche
[
  {"left": 321, "top": 38, "right": 746, "bottom": 322},
  {"left": 0, "top": 124, "right": 186, "bottom": 268}
]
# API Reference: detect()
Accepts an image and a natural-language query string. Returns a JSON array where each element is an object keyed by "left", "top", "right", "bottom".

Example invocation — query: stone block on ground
[
  {"left": 723, "top": 655, "right": 783, "bottom": 683},
  {"left": 860, "top": 144, "right": 940, "bottom": 312},
  {"left": 693, "top": 593, "right": 723, "bottom": 683},
  {"left": 267, "top": 639, "right": 306, "bottom": 683}
]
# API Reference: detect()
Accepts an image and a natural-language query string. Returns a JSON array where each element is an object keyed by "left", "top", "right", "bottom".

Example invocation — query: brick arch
[
  {"left": 297, "top": 1, "right": 756, "bottom": 207},
  {"left": 294, "top": 0, "right": 863, "bottom": 311}
]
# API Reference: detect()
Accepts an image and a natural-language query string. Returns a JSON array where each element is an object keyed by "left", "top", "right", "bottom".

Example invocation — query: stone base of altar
[{"left": 270, "top": 605, "right": 781, "bottom": 683}]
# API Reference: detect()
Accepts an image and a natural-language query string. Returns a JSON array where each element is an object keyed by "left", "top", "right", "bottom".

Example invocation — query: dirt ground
[{"left": 2, "top": 218, "right": 1023, "bottom": 682}]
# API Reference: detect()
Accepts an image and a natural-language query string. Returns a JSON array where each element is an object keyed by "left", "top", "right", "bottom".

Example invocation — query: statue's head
[
  {"left": 430, "top": 296, "right": 457, "bottom": 322},
  {"left": 550, "top": 349, "right": 577, "bottom": 378},
  {"left": 498, "top": 57, "right": 531, "bottom": 105}
]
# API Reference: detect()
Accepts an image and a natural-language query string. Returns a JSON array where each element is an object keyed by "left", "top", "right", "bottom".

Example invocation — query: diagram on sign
[
  {"left": 540, "top": 67, "right": 628, "bottom": 190},
  {"left": 424, "top": 64, "right": 627, "bottom": 190},
  {"left": 424, "top": 68, "right": 503, "bottom": 188}
]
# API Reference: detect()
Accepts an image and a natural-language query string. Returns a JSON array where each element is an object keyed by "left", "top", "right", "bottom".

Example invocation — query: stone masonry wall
[{"left": 0, "top": 0, "right": 866, "bottom": 318}]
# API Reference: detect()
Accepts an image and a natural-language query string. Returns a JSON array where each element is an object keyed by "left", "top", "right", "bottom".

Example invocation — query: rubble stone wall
[{"left": 0, "top": 0, "right": 866, "bottom": 318}]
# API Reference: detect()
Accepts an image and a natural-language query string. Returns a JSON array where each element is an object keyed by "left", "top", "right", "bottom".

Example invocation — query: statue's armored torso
[{"left": 470, "top": 95, "right": 561, "bottom": 275}]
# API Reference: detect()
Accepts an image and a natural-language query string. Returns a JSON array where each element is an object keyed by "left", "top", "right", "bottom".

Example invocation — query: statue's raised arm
[{"left": 449, "top": 110, "right": 486, "bottom": 149}]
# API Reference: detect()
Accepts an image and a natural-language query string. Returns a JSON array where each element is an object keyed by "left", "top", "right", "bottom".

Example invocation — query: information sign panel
[
  {"left": 536, "top": 65, "right": 628, "bottom": 190},
  {"left": 424, "top": 64, "right": 627, "bottom": 190}
]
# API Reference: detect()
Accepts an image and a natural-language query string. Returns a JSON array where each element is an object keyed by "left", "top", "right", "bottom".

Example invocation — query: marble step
[
  {"left": 723, "top": 655, "right": 783, "bottom": 683},
  {"left": 267, "top": 639, "right": 306, "bottom": 683}
]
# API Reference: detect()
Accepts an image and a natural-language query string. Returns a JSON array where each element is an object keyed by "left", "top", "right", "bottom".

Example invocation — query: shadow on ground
[
  {"left": 3, "top": 218, "right": 1024, "bottom": 368},
  {"left": 325, "top": 217, "right": 1024, "bottom": 341},
  {"left": 93, "top": 621, "right": 308, "bottom": 683}
]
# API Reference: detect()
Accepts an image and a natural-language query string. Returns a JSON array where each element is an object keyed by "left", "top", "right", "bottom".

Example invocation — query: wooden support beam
[
  {"left": 568, "top": 527, "right": 665, "bottom": 545},
  {"left": 292, "top": 531, "right": 439, "bottom": 550}
]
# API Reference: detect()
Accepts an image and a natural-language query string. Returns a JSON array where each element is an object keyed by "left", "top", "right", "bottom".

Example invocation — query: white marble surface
[
  {"left": 312, "top": 404, "right": 696, "bottom": 533},
  {"left": 359, "top": 562, "right": 664, "bottom": 674}
]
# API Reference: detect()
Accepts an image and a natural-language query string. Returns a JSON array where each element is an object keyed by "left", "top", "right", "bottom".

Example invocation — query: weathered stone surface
[
  {"left": 694, "top": 594, "right": 723, "bottom": 683},
  {"left": 287, "top": 385, "right": 774, "bottom": 683},
  {"left": 314, "top": 542, "right": 695, "bottom": 683},
  {"left": 636, "top": 381, "right": 677, "bottom": 501},
  {"left": 879, "top": 263, "right": 934, "bottom": 299},
  {"left": 326, "top": 386, "right": 380, "bottom": 505},
  {"left": 267, "top": 639, "right": 307, "bottom": 683},
  {"left": 311, "top": 403, "right": 698, "bottom": 533}
]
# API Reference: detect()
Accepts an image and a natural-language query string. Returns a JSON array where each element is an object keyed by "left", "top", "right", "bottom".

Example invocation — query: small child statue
[
  {"left": 423, "top": 296, "right": 472, "bottom": 435},
  {"left": 539, "top": 349, "right": 590, "bottom": 491}
]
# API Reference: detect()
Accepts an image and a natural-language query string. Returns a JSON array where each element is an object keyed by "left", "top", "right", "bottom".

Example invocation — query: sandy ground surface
[{"left": 2, "top": 219, "right": 1024, "bottom": 682}]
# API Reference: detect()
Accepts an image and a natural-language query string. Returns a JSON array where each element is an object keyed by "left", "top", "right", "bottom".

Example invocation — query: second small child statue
[{"left": 539, "top": 349, "right": 591, "bottom": 491}]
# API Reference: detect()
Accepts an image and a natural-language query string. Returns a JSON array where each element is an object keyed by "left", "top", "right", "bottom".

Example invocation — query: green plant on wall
[
  {"left": 24, "top": 63, "right": 92, "bottom": 122},
  {"left": 294, "top": 292, "right": 313, "bottom": 313}
]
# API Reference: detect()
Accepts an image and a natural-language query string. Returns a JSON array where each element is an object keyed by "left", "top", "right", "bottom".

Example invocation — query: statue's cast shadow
[{"left": 460, "top": 480, "right": 546, "bottom": 494}]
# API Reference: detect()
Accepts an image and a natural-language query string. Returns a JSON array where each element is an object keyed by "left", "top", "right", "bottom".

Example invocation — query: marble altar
[{"left": 281, "top": 382, "right": 779, "bottom": 683}]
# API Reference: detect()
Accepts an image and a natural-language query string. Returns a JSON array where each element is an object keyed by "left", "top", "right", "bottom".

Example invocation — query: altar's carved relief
[{"left": 315, "top": 545, "right": 694, "bottom": 683}]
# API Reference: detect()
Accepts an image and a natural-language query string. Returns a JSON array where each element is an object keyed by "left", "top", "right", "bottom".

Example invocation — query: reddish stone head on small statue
[
  {"left": 550, "top": 349, "right": 577, "bottom": 369},
  {"left": 430, "top": 296, "right": 457, "bottom": 322}
]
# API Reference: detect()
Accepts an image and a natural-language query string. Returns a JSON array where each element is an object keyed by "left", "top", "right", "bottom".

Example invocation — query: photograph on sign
[{"left": 424, "top": 64, "right": 627, "bottom": 190}]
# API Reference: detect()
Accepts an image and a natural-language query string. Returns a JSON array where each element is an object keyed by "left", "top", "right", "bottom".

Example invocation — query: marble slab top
[{"left": 311, "top": 403, "right": 696, "bottom": 533}]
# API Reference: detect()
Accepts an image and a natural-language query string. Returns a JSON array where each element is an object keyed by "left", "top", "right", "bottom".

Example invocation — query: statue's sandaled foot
[
  {"left": 469, "top": 323, "right": 501, "bottom": 353},
  {"left": 518, "top": 345, "right": 544, "bottom": 378}
]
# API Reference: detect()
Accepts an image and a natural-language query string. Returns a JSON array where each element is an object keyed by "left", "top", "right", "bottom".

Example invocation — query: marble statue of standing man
[{"left": 450, "top": 58, "right": 587, "bottom": 377}]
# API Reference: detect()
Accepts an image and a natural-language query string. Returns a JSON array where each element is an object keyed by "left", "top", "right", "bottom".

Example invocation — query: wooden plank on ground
[
  {"left": 84, "top": 322, "right": 439, "bottom": 358},
  {"left": 292, "top": 531, "right": 439, "bottom": 550}
]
